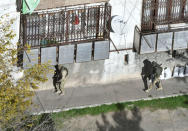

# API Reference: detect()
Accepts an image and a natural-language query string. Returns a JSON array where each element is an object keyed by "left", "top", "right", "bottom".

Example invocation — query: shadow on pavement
[
  {"left": 115, "top": 103, "right": 125, "bottom": 111},
  {"left": 185, "top": 96, "right": 188, "bottom": 105},
  {"left": 178, "top": 91, "right": 188, "bottom": 105},
  {"left": 96, "top": 107, "right": 144, "bottom": 131},
  {"left": 181, "top": 92, "right": 188, "bottom": 105}
]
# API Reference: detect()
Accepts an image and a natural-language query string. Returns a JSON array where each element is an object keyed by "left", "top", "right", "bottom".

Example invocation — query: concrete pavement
[{"left": 32, "top": 77, "right": 188, "bottom": 114}]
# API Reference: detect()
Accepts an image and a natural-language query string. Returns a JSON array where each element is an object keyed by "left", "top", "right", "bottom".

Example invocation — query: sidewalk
[{"left": 32, "top": 77, "right": 188, "bottom": 114}]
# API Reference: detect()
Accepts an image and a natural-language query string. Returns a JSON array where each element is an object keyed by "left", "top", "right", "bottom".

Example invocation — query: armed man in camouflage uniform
[
  {"left": 141, "top": 59, "right": 153, "bottom": 91},
  {"left": 53, "top": 65, "right": 68, "bottom": 95},
  {"left": 145, "top": 61, "right": 163, "bottom": 93}
]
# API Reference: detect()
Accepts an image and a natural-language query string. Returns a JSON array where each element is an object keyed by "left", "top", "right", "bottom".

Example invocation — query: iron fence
[
  {"left": 142, "top": 0, "right": 188, "bottom": 32},
  {"left": 19, "top": 4, "right": 111, "bottom": 48}
]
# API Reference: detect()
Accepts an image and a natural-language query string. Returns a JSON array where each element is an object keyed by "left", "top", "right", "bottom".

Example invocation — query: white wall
[
  {"left": 0, "top": 0, "right": 21, "bottom": 81},
  {"left": 109, "top": 0, "right": 142, "bottom": 49},
  {"left": 0, "top": 0, "right": 17, "bottom": 15},
  {"left": 0, "top": 0, "right": 20, "bottom": 47}
]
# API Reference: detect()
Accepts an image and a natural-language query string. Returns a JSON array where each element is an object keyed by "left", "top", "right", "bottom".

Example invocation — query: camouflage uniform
[
  {"left": 141, "top": 59, "right": 153, "bottom": 90},
  {"left": 53, "top": 65, "right": 68, "bottom": 95},
  {"left": 59, "top": 67, "right": 68, "bottom": 95},
  {"left": 145, "top": 61, "right": 163, "bottom": 92}
]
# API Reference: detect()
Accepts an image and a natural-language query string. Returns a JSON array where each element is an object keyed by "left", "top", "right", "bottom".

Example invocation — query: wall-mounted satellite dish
[{"left": 111, "top": 15, "right": 127, "bottom": 35}]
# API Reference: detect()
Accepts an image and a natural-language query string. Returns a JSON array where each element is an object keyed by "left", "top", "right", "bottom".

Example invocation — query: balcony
[
  {"left": 134, "top": 0, "right": 188, "bottom": 54},
  {"left": 19, "top": 3, "right": 111, "bottom": 67},
  {"left": 134, "top": 25, "right": 188, "bottom": 54},
  {"left": 19, "top": 4, "right": 111, "bottom": 48}
]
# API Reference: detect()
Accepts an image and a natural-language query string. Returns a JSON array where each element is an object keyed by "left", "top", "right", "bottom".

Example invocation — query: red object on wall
[{"left": 74, "top": 16, "right": 80, "bottom": 25}]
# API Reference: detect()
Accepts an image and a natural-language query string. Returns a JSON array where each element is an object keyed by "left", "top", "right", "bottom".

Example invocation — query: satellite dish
[{"left": 111, "top": 15, "right": 127, "bottom": 35}]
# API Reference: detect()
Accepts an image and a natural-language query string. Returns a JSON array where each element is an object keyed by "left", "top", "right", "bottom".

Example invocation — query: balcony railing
[
  {"left": 19, "top": 4, "right": 111, "bottom": 48},
  {"left": 142, "top": 0, "right": 188, "bottom": 32},
  {"left": 134, "top": 26, "right": 188, "bottom": 54}
]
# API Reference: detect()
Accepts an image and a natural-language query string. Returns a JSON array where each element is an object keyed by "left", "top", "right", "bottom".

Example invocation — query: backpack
[
  {"left": 53, "top": 67, "right": 62, "bottom": 81},
  {"left": 152, "top": 62, "right": 163, "bottom": 78},
  {"left": 60, "top": 66, "right": 68, "bottom": 79}
]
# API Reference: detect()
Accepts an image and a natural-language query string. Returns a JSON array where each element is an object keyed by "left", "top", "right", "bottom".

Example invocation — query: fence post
[{"left": 171, "top": 31, "right": 175, "bottom": 57}]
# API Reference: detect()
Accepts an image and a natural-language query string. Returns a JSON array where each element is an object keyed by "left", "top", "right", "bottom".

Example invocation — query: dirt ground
[{"left": 57, "top": 107, "right": 188, "bottom": 131}]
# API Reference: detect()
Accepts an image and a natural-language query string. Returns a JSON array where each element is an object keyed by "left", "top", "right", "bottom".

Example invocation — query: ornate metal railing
[
  {"left": 142, "top": 0, "right": 188, "bottom": 32},
  {"left": 19, "top": 4, "right": 111, "bottom": 48}
]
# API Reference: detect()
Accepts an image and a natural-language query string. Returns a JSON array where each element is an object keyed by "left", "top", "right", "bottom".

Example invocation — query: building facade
[{"left": 19, "top": 0, "right": 188, "bottom": 89}]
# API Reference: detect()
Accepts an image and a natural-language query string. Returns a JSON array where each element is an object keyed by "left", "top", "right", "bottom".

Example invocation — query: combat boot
[
  {"left": 157, "top": 86, "right": 163, "bottom": 91},
  {"left": 157, "top": 82, "right": 163, "bottom": 91},
  {"left": 145, "top": 88, "right": 151, "bottom": 93}
]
